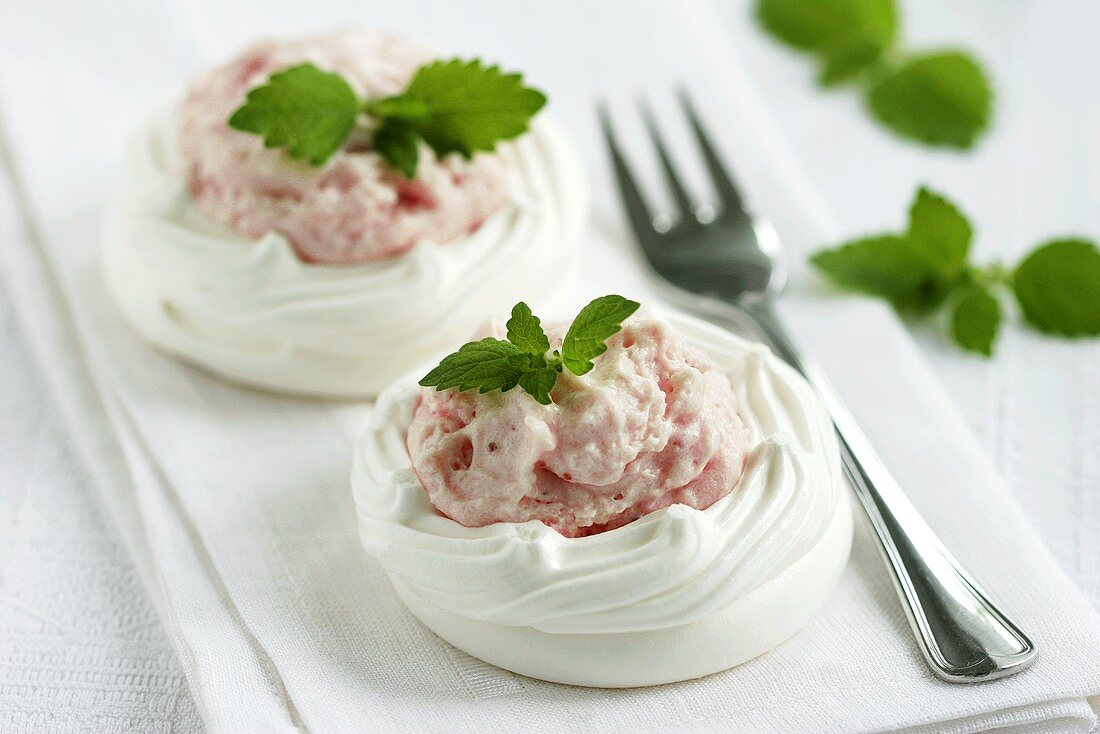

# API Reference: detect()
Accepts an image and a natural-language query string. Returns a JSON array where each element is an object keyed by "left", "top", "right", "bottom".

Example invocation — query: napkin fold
[{"left": 2, "top": 1, "right": 1100, "bottom": 732}]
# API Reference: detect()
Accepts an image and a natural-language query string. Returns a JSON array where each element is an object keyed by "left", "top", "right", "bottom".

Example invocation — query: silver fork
[{"left": 598, "top": 91, "right": 1036, "bottom": 683}]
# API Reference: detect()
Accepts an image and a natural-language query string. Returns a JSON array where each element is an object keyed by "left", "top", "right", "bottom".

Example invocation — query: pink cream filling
[
  {"left": 407, "top": 318, "right": 751, "bottom": 538},
  {"left": 177, "top": 28, "right": 510, "bottom": 265}
]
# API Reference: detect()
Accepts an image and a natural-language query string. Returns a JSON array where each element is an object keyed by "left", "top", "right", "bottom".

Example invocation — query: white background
[{"left": 1, "top": 0, "right": 1098, "bottom": 730}]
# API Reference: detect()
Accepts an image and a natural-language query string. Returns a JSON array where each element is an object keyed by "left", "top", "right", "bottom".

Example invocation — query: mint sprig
[
  {"left": 811, "top": 187, "right": 1100, "bottom": 355},
  {"left": 228, "top": 59, "right": 546, "bottom": 176},
  {"left": 755, "top": 0, "right": 993, "bottom": 149},
  {"left": 420, "top": 295, "right": 641, "bottom": 405}
]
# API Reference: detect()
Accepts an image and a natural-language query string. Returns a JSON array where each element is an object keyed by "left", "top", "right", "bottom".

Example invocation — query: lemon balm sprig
[
  {"left": 755, "top": 0, "right": 993, "bottom": 149},
  {"left": 419, "top": 296, "right": 641, "bottom": 405},
  {"left": 811, "top": 187, "right": 1100, "bottom": 355},
  {"left": 228, "top": 59, "right": 546, "bottom": 177}
]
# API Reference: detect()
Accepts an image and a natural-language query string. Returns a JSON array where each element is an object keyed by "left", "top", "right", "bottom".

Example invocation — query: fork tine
[
  {"left": 637, "top": 97, "right": 695, "bottom": 220},
  {"left": 676, "top": 89, "right": 746, "bottom": 218},
  {"left": 597, "top": 101, "right": 656, "bottom": 239}
]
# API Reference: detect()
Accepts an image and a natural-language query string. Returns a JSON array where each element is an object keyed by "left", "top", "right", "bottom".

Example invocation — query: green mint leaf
[
  {"left": 867, "top": 51, "right": 993, "bottom": 149},
  {"left": 907, "top": 186, "right": 972, "bottom": 278},
  {"left": 951, "top": 285, "right": 1002, "bottom": 356},
  {"left": 810, "top": 234, "right": 950, "bottom": 313},
  {"left": 561, "top": 295, "right": 641, "bottom": 376},
  {"left": 506, "top": 302, "right": 550, "bottom": 356},
  {"left": 374, "top": 59, "right": 546, "bottom": 159},
  {"left": 756, "top": 0, "right": 897, "bottom": 84},
  {"left": 518, "top": 368, "right": 557, "bottom": 405},
  {"left": 374, "top": 118, "right": 420, "bottom": 179},
  {"left": 419, "top": 338, "right": 526, "bottom": 394},
  {"left": 228, "top": 63, "right": 359, "bottom": 166},
  {"left": 1013, "top": 239, "right": 1100, "bottom": 336}
]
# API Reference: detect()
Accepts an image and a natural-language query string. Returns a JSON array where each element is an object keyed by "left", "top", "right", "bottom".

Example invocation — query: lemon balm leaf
[
  {"left": 951, "top": 285, "right": 1002, "bottom": 356},
  {"left": 907, "top": 187, "right": 972, "bottom": 278},
  {"left": 374, "top": 59, "right": 547, "bottom": 159},
  {"left": 1014, "top": 239, "right": 1100, "bottom": 336},
  {"left": 228, "top": 63, "right": 359, "bottom": 166},
  {"left": 518, "top": 368, "right": 557, "bottom": 405},
  {"left": 867, "top": 51, "right": 993, "bottom": 149},
  {"left": 506, "top": 302, "right": 551, "bottom": 356},
  {"left": 562, "top": 295, "right": 641, "bottom": 376},
  {"left": 419, "top": 338, "right": 527, "bottom": 394}
]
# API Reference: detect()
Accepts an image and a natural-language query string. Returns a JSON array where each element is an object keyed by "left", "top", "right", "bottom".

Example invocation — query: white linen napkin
[{"left": 2, "top": 0, "right": 1100, "bottom": 732}]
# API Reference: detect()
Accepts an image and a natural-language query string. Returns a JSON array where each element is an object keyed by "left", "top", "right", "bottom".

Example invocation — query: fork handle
[{"left": 745, "top": 300, "right": 1036, "bottom": 682}]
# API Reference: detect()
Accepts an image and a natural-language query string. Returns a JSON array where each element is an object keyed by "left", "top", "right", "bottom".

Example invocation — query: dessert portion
[
  {"left": 102, "top": 28, "right": 586, "bottom": 397},
  {"left": 178, "top": 30, "right": 510, "bottom": 264},
  {"left": 407, "top": 316, "right": 751, "bottom": 537},
  {"left": 353, "top": 300, "right": 852, "bottom": 687}
]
